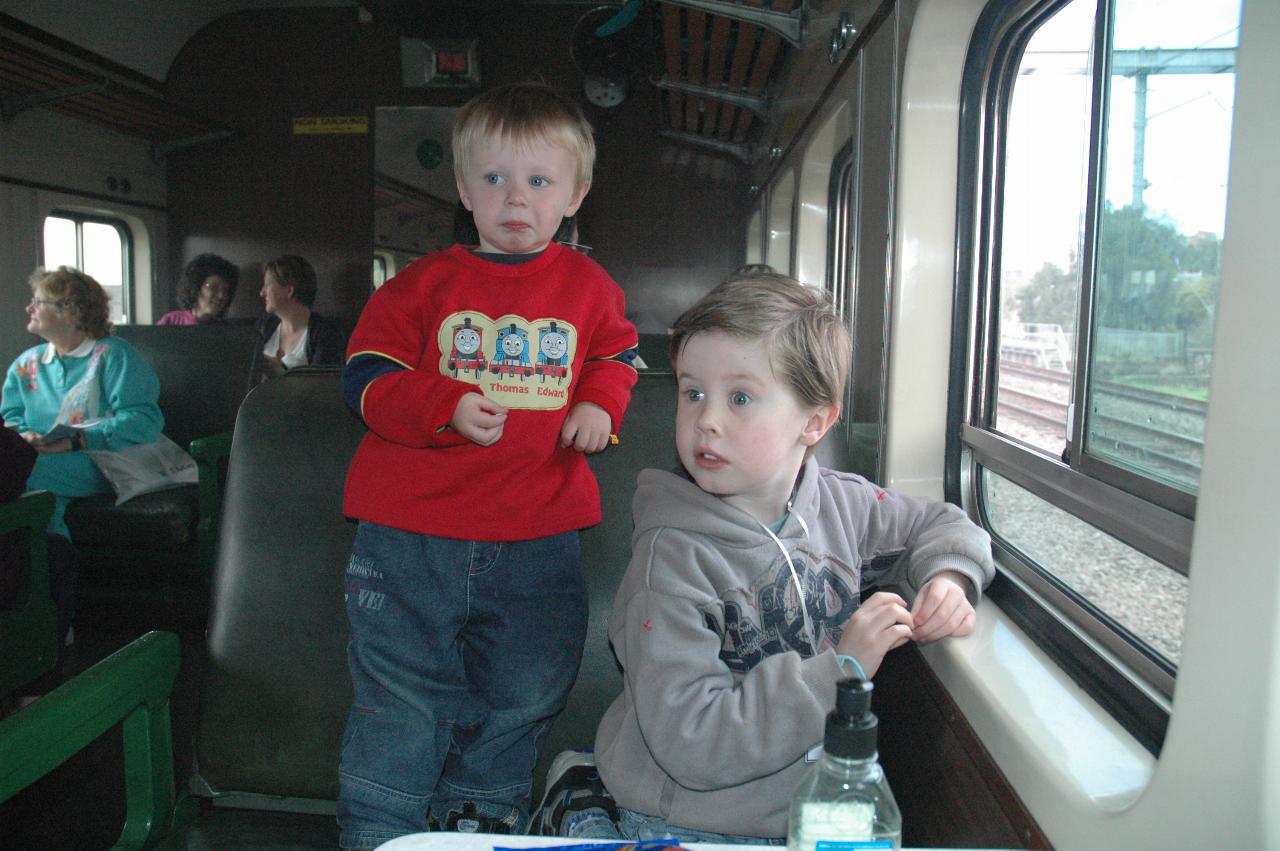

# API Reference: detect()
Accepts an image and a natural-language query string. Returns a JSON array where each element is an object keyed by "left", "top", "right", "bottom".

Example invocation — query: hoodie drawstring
[{"left": 756, "top": 513, "right": 817, "bottom": 655}]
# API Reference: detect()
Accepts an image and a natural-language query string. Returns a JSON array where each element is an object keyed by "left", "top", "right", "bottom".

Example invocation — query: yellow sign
[{"left": 292, "top": 116, "right": 369, "bottom": 135}]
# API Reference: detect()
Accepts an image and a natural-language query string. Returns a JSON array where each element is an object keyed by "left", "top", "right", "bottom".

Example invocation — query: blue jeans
[
  {"left": 337, "top": 522, "right": 587, "bottom": 850},
  {"left": 565, "top": 806, "right": 783, "bottom": 845}
]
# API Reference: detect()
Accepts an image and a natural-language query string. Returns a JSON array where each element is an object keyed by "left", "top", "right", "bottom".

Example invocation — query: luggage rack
[{"left": 0, "top": 13, "right": 233, "bottom": 160}]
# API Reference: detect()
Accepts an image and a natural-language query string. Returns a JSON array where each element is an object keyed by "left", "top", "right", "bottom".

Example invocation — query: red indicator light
[{"left": 437, "top": 50, "right": 467, "bottom": 75}]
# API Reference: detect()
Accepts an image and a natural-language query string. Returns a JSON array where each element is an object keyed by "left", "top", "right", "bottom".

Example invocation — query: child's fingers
[
  {"left": 910, "top": 578, "right": 952, "bottom": 621},
  {"left": 914, "top": 597, "right": 973, "bottom": 643},
  {"left": 864, "top": 590, "right": 909, "bottom": 611},
  {"left": 577, "top": 428, "right": 610, "bottom": 453},
  {"left": 559, "top": 420, "right": 578, "bottom": 448},
  {"left": 470, "top": 423, "right": 504, "bottom": 446},
  {"left": 858, "top": 597, "right": 914, "bottom": 635}
]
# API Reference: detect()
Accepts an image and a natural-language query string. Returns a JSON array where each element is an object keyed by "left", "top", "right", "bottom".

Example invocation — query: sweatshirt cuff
[
  {"left": 918, "top": 556, "right": 986, "bottom": 605},
  {"left": 571, "top": 385, "right": 625, "bottom": 430}
]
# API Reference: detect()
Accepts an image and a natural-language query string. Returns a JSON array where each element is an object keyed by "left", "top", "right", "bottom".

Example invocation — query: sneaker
[
  {"left": 528, "top": 749, "right": 620, "bottom": 837},
  {"left": 441, "top": 802, "right": 517, "bottom": 834}
]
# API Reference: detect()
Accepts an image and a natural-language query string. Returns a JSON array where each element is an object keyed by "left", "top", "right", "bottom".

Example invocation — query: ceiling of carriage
[
  {"left": 363, "top": 0, "right": 794, "bottom": 163},
  {"left": 1, "top": 0, "right": 796, "bottom": 150},
  {"left": 2, "top": 0, "right": 806, "bottom": 205},
  {"left": 0, "top": 0, "right": 355, "bottom": 82}
]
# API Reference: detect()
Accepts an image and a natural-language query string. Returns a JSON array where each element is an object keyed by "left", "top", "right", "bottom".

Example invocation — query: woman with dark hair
[
  {"left": 2, "top": 267, "right": 163, "bottom": 694},
  {"left": 251, "top": 255, "right": 347, "bottom": 384},
  {"left": 157, "top": 253, "right": 240, "bottom": 325}
]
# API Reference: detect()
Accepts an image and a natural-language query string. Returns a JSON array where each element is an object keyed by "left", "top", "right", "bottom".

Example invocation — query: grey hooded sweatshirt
[{"left": 594, "top": 458, "right": 994, "bottom": 838}]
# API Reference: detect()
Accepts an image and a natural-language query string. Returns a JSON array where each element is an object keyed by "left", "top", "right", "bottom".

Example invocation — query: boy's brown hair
[
  {"left": 669, "top": 272, "right": 852, "bottom": 413},
  {"left": 452, "top": 82, "right": 595, "bottom": 189}
]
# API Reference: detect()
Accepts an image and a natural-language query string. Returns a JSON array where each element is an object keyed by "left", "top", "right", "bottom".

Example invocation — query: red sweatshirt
[{"left": 343, "top": 243, "right": 638, "bottom": 541}]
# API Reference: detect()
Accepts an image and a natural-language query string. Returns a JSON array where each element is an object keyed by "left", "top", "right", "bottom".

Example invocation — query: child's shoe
[
  {"left": 441, "top": 802, "right": 518, "bottom": 834},
  {"left": 528, "top": 749, "right": 620, "bottom": 838}
]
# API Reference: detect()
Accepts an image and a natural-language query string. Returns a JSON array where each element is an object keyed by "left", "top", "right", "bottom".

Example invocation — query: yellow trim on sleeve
[{"left": 346, "top": 349, "right": 416, "bottom": 370}]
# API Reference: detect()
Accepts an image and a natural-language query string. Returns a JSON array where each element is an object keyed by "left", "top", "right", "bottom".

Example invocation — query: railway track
[{"left": 995, "top": 362, "right": 1206, "bottom": 480}]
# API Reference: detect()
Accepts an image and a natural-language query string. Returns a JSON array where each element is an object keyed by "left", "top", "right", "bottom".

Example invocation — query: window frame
[
  {"left": 42, "top": 209, "right": 135, "bottom": 324},
  {"left": 946, "top": 0, "right": 1230, "bottom": 750}
]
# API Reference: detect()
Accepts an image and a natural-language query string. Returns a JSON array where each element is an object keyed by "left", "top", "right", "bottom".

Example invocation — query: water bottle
[{"left": 787, "top": 678, "right": 902, "bottom": 851}]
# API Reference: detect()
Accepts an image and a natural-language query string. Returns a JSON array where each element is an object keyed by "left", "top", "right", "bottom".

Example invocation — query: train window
[
  {"left": 42, "top": 212, "right": 133, "bottom": 324},
  {"left": 957, "top": 0, "right": 1242, "bottom": 737},
  {"left": 766, "top": 168, "right": 796, "bottom": 274},
  {"left": 372, "top": 252, "right": 392, "bottom": 289},
  {"left": 827, "top": 140, "right": 855, "bottom": 323},
  {"left": 745, "top": 207, "right": 764, "bottom": 265},
  {"left": 796, "top": 106, "right": 846, "bottom": 290}
]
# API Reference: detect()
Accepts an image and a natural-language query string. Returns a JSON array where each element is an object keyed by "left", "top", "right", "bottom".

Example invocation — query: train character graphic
[
  {"left": 447, "top": 317, "right": 487, "bottom": 377},
  {"left": 535, "top": 321, "right": 570, "bottom": 384},
  {"left": 489, "top": 323, "right": 533, "bottom": 379}
]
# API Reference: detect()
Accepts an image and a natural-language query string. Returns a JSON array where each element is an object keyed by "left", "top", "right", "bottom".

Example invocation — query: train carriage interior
[{"left": 0, "top": 0, "right": 1277, "bottom": 849}]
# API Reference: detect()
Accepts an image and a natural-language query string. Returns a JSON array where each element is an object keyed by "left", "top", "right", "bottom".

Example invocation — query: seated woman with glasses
[
  {"left": 250, "top": 255, "right": 347, "bottom": 385},
  {"left": 1, "top": 267, "right": 163, "bottom": 697},
  {"left": 158, "top": 253, "right": 240, "bottom": 326}
]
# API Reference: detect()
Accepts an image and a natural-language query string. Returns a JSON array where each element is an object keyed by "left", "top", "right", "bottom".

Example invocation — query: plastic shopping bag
[{"left": 87, "top": 434, "right": 199, "bottom": 505}]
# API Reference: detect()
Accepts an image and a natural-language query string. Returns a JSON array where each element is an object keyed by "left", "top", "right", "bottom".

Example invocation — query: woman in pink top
[{"left": 157, "top": 253, "right": 239, "bottom": 326}]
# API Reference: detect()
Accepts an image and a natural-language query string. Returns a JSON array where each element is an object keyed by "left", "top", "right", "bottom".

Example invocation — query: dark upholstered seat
[
  {"left": 190, "top": 367, "right": 362, "bottom": 806},
  {"left": 112, "top": 324, "right": 260, "bottom": 452},
  {"left": 66, "top": 323, "right": 259, "bottom": 610},
  {"left": 65, "top": 488, "right": 200, "bottom": 549}
]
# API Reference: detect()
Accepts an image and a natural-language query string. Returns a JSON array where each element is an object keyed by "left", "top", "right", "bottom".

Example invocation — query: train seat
[
  {"left": 64, "top": 323, "right": 260, "bottom": 616},
  {"left": 636, "top": 332, "right": 672, "bottom": 370},
  {"left": 0, "top": 491, "right": 57, "bottom": 698}
]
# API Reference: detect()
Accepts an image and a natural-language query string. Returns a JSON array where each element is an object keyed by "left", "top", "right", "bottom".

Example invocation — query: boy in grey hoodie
[{"left": 537, "top": 272, "right": 993, "bottom": 842}]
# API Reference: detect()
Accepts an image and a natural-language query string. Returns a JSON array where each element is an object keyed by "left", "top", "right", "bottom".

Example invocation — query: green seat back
[{"left": 112, "top": 324, "right": 259, "bottom": 451}]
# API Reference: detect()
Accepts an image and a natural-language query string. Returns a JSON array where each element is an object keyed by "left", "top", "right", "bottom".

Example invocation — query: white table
[
  {"left": 375, "top": 834, "right": 1012, "bottom": 851},
  {"left": 376, "top": 837, "right": 749, "bottom": 851}
]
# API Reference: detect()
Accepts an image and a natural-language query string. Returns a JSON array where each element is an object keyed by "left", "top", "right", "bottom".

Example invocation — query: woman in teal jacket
[{"left": 1, "top": 266, "right": 162, "bottom": 692}]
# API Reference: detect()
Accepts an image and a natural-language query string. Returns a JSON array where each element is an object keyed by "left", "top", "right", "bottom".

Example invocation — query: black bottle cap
[{"left": 825, "top": 677, "right": 878, "bottom": 759}]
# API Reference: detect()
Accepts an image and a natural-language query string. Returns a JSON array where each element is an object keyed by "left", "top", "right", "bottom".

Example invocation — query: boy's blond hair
[
  {"left": 669, "top": 272, "right": 851, "bottom": 413},
  {"left": 452, "top": 82, "right": 595, "bottom": 189}
]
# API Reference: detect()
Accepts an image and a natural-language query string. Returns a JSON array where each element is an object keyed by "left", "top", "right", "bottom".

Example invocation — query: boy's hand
[
  {"left": 560, "top": 402, "right": 611, "bottom": 453},
  {"left": 835, "top": 591, "right": 913, "bottom": 679},
  {"left": 450, "top": 392, "right": 508, "bottom": 446},
  {"left": 911, "top": 571, "right": 976, "bottom": 644}
]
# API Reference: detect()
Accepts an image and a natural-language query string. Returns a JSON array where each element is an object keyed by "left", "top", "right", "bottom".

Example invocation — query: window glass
[
  {"left": 41, "top": 214, "right": 131, "bottom": 324},
  {"left": 746, "top": 208, "right": 764, "bottom": 265},
  {"left": 83, "top": 221, "right": 126, "bottom": 322},
  {"left": 992, "top": 0, "right": 1095, "bottom": 458},
  {"left": 42, "top": 216, "right": 77, "bottom": 269},
  {"left": 983, "top": 468, "right": 1187, "bottom": 665},
  {"left": 966, "top": 0, "right": 1241, "bottom": 707},
  {"left": 1084, "top": 0, "right": 1238, "bottom": 494}
]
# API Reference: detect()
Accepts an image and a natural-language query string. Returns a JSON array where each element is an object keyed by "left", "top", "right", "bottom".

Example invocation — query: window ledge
[{"left": 918, "top": 599, "right": 1154, "bottom": 818}]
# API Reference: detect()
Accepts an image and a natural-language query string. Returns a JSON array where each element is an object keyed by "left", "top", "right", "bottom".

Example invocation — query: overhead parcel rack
[{"left": 0, "top": 13, "right": 233, "bottom": 161}]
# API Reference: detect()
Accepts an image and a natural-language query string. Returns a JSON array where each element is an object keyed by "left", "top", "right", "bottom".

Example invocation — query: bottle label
[{"left": 797, "top": 802, "right": 883, "bottom": 851}]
